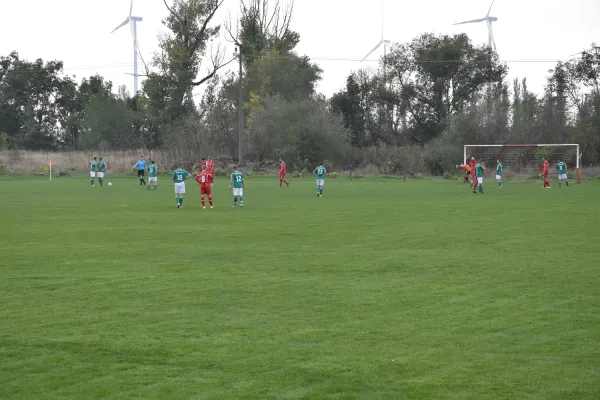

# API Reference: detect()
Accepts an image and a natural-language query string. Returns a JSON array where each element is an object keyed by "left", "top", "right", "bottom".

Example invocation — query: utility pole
[{"left": 236, "top": 45, "right": 244, "bottom": 165}]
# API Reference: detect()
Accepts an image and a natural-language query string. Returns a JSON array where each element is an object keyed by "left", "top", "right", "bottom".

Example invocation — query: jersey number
[
  {"left": 177, "top": 174, "right": 183, "bottom": 181},
  {"left": 201, "top": 176, "right": 206, "bottom": 183},
  {"left": 236, "top": 176, "right": 242, "bottom": 182}
]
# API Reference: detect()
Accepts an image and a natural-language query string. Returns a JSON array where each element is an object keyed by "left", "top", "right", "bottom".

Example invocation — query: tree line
[{"left": 0, "top": 0, "right": 598, "bottom": 175}]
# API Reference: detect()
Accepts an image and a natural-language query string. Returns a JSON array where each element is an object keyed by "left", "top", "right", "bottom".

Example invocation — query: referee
[{"left": 133, "top": 156, "right": 147, "bottom": 186}]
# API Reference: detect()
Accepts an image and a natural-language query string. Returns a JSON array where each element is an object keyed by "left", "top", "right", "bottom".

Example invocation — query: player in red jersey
[
  {"left": 199, "top": 158, "right": 207, "bottom": 170},
  {"left": 279, "top": 158, "right": 289, "bottom": 187},
  {"left": 542, "top": 157, "right": 550, "bottom": 188},
  {"left": 207, "top": 157, "right": 215, "bottom": 178},
  {"left": 195, "top": 165, "right": 214, "bottom": 208},
  {"left": 468, "top": 157, "right": 477, "bottom": 188}
]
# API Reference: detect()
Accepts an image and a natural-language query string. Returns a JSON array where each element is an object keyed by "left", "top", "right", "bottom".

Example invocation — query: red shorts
[
  {"left": 543, "top": 173, "right": 549, "bottom": 179},
  {"left": 200, "top": 185, "right": 211, "bottom": 195},
  {"left": 279, "top": 174, "right": 286, "bottom": 179}
]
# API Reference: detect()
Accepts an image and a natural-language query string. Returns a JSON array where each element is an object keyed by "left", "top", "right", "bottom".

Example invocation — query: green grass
[{"left": 1, "top": 175, "right": 599, "bottom": 399}]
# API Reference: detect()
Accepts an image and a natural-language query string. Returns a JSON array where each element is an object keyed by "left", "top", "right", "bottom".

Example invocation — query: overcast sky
[{"left": 1, "top": 0, "right": 598, "bottom": 100}]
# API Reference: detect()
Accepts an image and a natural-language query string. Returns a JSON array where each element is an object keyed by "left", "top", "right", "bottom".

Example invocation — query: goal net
[{"left": 463, "top": 144, "right": 582, "bottom": 183}]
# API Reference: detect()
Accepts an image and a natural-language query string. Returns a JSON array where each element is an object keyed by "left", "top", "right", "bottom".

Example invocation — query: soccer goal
[{"left": 463, "top": 144, "right": 582, "bottom": 183}]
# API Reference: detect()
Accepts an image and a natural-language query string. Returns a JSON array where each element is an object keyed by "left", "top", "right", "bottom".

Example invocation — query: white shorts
[
  {"left": 90, "top": 171, "right": 96, "bottom": 178},
  {"left": 477, "top": 177, "right": 483, "bottom": 184},
  {"left": 174, "top": 182, "right": 185, "bottom": 194},
  {"left": 495, "top": 175, "right": 501, "bottom": 180},
  {"left": 149, "top": 176, "right": 157, "bottom": 182},
  {"left": 316, "top": 179, "right": 324, "bottom": 186},
  {"left": 233, "top": 187, "right": 243, "bottom": 196},
  {"left": 559, "top": 173, "right": 567, "bottom": 180},
  {"left": 97, "top": 172, "right": 104, "bottom": 178}
]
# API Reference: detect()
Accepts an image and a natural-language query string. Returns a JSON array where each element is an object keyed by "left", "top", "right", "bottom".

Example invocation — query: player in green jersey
[
  {"left": 147, "top": 161, "right": 158, "bottom": 191},
  {"left": 96, "top": 158, "right": 106, "bottom": 186},
  {"left": 88, "top": 156, "right": 97, "bottom": 186},
  {"left": 556, "top": 159, "right": 569, "bottom": 188},
  {"left": 495, "top": 159, "right": 503, "bottom": 188},
  {"left": 473, "top": 161, "right": 485, "bottom": 194},
  {"left": 313, "top": 162, "right": 327, "bottom": 197},
  {"left": 229, "top": 167, "right": 244, "bottom": 207},
  {"left": 172, "top": 167, "right": 192, "bottom": 208}
]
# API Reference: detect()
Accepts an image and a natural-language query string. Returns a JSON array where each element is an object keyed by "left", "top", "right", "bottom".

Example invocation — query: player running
[
  {"left": 172, "top": 167, "right": 192, "bottom": 208},
  {"left": 97, "top": 157, "right": 106, "bottom": 186},
  {"left": 495, "top": 159, "right": 503, "bottom": 188},
  {"left": 133, "top": 156, "right": 147, "bottom": 186},
  {"left": 229, "top": 167, "right": 244, "bottom": 207},
  {"left": 147, "top": 160, "right": 158, "bottom": 191},
  {"left": 542, "top": 157, "right": 550, "bottom": 188},
  {"left": 469, "top": 157, "right": 477, "bottom": 188},
  {"left": 473, "top": 161, "right": 485, "bottom": 194},
  {"left": 195, "top": 165, "right": 214, "bottom": 209},
  {"left": 88, "top": 156, "right": 97, "bottom": 186},
  {"left": 557, "top": 158, "right": 569, "bottom": 188},
  {"left": 279, "top": 158, "right": 289, "bottom": 187},
  {"left": 314, "top": 162, "right": 327, "bottom": 197}
]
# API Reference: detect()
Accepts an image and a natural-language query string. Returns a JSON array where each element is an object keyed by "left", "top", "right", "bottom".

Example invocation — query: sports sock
[
  {"left": 209, "top": 197, "right": 213, "bottom": 206},
  {"left": 202, "top": 197, "right": 205, "bottom": 207},
  {"left": 566, "top": 181, "right": 569, "bottom": 187},
  {"left": 154, "top": 184, "right": 157, "bottom": 191},
  {"left": 99, "top": 179, "right": 103, "bottom": 186},
  {"left": 176, "top": 196, "right": 179, "bottom": 205},
  {"left": 180, "top": 197, "right": 184, "bottom": 206},
  {"left": 240, "top": 195, "right": 243, "bottom": 204},
  {"left": 233, "top": 196, "right": 237, "bottom": 205},
  {"left": 279, "top": 179, "right": 282, "bottom": 187},
  {"left": 91, "top": 179, "right": 94, "bottom": 185},
  {"left": 320, "top": 187, "right": 323, "bottom": 195},
  {"left": 559, "top": 182, "right": 562, "bottom": 188}
]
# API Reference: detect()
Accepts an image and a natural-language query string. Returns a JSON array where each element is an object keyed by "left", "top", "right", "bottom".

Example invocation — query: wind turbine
[
  {"left": 111, "top": 0, "right": 143, "bottom": 95},
  {"left": 361, "top": 7, "right": 391, "bottom": 64},
  {"left": 454, "top": 0, "right": 498, "bottom": 51}
]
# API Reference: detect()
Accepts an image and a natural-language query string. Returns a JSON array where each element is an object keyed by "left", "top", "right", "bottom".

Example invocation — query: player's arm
[{"left": 228, "top": 174, "right": 233, "bottom": 190}]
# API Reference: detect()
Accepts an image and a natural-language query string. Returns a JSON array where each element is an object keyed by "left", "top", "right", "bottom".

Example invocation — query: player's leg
[
  {"left": 479, "top": 177, "right": 484, "bottom": 193},
  {"left": 496, "top": 175, "right": 501, "bottom": 188},
  {"left": 179, "top": 183, "right": 185, "bottom": 206},
  {"left": 316, "top": 179, "right": 320, "bottom": 196},
  {"left": 90, "top": 171, "right": 95, "bottom": 186},
  {"left": 201, "top": 194, "right": 205, "bottom": 208},
  {"left": 98, "top": 172, "right": 104, "bottom": 186},
  {"left": 239, "top": 188, "right": 243, "bottom": 207},
  {"left": 207, "top": 186, "right": 213, "bottom": 208},
  {"left": 232, "top": 188, "right": 238, "bottom": 207},
  {"left": 284, "top": 174, "right": 289, "bottom": 186}
]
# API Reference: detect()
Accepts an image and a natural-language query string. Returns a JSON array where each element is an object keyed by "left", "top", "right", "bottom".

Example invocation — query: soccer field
[{"left": 1, "top": 175, "right": 599, "bottom": 399}]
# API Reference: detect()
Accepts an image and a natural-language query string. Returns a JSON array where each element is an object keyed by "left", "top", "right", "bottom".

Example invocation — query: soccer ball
[{"left": 108, "top": 182, "right": 113, "bottom": 186}]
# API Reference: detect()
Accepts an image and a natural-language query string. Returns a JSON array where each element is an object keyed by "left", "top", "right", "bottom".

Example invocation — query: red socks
[{"left": 209, "top": 197, "right": 213, "bottom": 206}]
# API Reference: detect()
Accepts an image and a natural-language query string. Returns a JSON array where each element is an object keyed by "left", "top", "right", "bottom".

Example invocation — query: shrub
[{"left": 330, "top": 171, "right": 341, "bottom": 178}]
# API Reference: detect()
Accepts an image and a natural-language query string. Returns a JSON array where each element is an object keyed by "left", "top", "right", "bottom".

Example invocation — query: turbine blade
[
  {"left": 486, "top": 0, "right": 495, "bottom": 17},
  {"left": 129, "top": 0, "right": 133, "bottom": 18},
  {"left": 111, "top": 18, "right": 129, "bottom": 33},
  {"left": 361, "top": 42, "right": 382, "bottom": 62},
  {"left": 454, "top": 18, "right": 486, "bottom": 25}
]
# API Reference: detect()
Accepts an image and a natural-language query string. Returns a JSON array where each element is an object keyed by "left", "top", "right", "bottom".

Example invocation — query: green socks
[
  {"left": 99, "top": 179, "right": 103, "bottom": 186},
  {"left": 180, "top": 197, "right": 184, "bottom": 205},
  {"left": 498, "top": 181, "right": 501, "bottom": 187},
  {"left": 154, "top": 185, "right": 157, "bottom": 191},
  {"left": 233, "top": 196, "right": 237, "bottom": 205},
  {"left": 176, "top": 196, "right": 180, "bottom": 205},
  {"left": 240, "top": 196, "right": 243, "bottom": 205},
  {"left": 90, "top": 179, "right": 94, "bottom": 185}
]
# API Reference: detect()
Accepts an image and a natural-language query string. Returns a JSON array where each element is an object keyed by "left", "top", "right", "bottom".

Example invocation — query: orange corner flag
[{"left": 49, "top": 159, "right": 53, "bottom": 166}]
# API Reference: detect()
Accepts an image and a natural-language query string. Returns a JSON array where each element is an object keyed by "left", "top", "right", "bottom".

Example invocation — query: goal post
[{"left": 463, "top": 144, "right": 582, "bottom": 183}]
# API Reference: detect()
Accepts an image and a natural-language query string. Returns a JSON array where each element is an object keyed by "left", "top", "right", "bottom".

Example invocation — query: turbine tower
[
  {"left": 111, "top": 0, "right": 143, "bottom": 95},
  {"left": 454, "top": 0, "right": 498, "bottom": 51}
]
